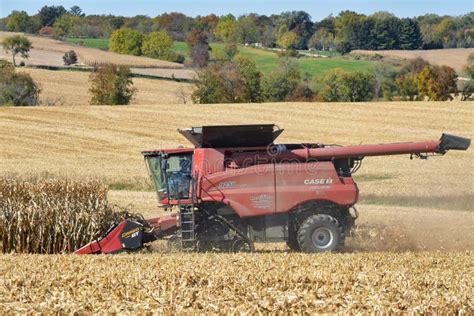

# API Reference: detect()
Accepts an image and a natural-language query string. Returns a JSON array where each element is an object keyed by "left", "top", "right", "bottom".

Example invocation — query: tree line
[
  {"left": 1, "top": 5, "right": 473, "bottom": 53},
  {"left": 192, "top": 55, "right": 473, "bottom": 103}
]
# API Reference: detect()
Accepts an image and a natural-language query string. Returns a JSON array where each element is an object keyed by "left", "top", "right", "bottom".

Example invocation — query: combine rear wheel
[
  {"left": 231, "top": 238, "right": 254, "bottom": 253},
  {"left": 297, "top": 214, "right": 344, "bottom": 253}
]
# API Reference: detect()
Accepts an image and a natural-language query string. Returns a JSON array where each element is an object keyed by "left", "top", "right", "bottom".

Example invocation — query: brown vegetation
[{"left": 0, "top": 178, "right": 123, "bottom": 253}]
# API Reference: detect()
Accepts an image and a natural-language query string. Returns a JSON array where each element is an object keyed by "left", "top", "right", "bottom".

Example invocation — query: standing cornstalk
[{"left": 0, "top": 178, "right": 125, "bottom": 254}]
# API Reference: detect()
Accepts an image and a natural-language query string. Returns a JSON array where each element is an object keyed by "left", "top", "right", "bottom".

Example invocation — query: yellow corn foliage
[{"left": 0, "top": 178, "right": 125, "bottom": 254}]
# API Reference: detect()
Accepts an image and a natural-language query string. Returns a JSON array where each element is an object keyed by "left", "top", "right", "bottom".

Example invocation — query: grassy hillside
[
  {"left": 64, "top": 37, "right": 109, "bottom": 50},
  {"left": 64, "top": 38, "right": 374, "bottom": 77},
  {"left": 178, "top": 41, "right": 374, "bottom": 76}
]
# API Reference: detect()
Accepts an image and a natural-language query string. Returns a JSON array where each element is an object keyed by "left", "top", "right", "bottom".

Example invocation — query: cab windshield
[{"left": 145, "top": 153, "right": 193, "bottom": 201}]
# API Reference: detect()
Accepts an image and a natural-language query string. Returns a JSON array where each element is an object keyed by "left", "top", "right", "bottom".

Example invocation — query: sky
[{"left": 0, "top": 0, "right": 473, "bottom": 19}]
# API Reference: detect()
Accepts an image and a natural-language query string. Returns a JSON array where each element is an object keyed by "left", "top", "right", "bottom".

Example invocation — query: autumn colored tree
[
  {"left": 109, "top": 27, "right": 144, "bottom": 56},
  {"left": 186, "top": 29, "right": 210, "bottom": 68},
  {"left": 89, "top": 64, "right": 136, "bottom": 105},
  {"left": 417, "top": 65, "right": 457, "bottom": 101},
  {"left": 276, "top": 31, "right": 298, "bottom": 50}
]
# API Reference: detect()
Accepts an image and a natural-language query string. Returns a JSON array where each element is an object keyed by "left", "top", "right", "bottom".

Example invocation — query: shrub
[
  {"left": 318, "top": 69, "right": 376, "bottom": 102},
  {"left": 63, "top": 50, "right": 78, "bottom": 65},
  {"left": 318, "top": 68, "right": 350, "bottom": 102},
  {"left": 109, "top": 27, "right": 144, "bottom": 56},
  {"left": 262, "top": 58, "right": 301, "bottom": 102},
  {"left": 89, "top": 64, "right": 136, "bottom": 105},
  {"left": 0, "top": 61, "right": 41, "bottom": 106}
]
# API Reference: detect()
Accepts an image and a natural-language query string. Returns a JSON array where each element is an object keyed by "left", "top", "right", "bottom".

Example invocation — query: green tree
[
  {"left": 233, "top": 55, "right": 262, "bottom": 102},
  {"left": 69, "top": 6, "right": 85, "bottom": 17},
  {"left": 399, "top": 18, "right": 422, "bottom": 50},
  {"left": 53, "top": 14, "right": 79, "bottom": 38},
  {"left": 318, "top": 69, "right": 375, "bottom": 102},
  {"left": 342, "top": 71, "right": 376, "bottom": 101},
  {"left": 6, "top": 11, "right": 32, "bottom": 32},
  {"left": 0, "top": 60, "right": 40, "bottom": 106},
  {"left": 276, "top": 31, "right": 298, "bottom": 50},
  {"left": 192, "top": 56, "right": 262, "bottom": 104},
  {"left": 396, "top": 74, "right": 419, "bottom": 101},
  {"left": 1, "top": 35, "right": 32, "bottom": 66},
  {"left": 214, "top": 15, "right": 237, "bottom": 42},
  {"left": 461, "top": 53, "right": 474, "bottom": 100},
  {"left": 235, "top": 15, "right": 259, "bottom": 44},
  {"left": 142, "top": 31, "right": 173, "bottom": 58},
  {"left": 319, "top": 68, "right": 350, "bottom": 102},
  {"left": 109, "top": 27, "right": 144, "bottom": 56},
  {"left": 89, "top": 64, "right": 136, "bottom": 105},
  {"left": 263, "top": 58, "right": 301, "bottom": 101},
  {"left": 38, "top": 5, "right": 67, "bottom": 27},
  {"left": 309, "top": 28, "right": 335, "bottom": 50}
]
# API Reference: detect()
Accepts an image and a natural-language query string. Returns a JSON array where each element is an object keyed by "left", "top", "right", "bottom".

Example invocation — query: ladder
[{"left": 179, "top": 204, "right": 196, "bottom": 250}]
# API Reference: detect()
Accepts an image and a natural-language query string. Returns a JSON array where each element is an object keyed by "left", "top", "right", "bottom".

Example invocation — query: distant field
[
  {"left": 174, "top": 41, "right": 374, "bottom": 76},
  {"left": 64, "top": 37, "right": 109, "bottom": 50},
  {"left": 57, "top": 38, "right": 375, "bottom": 77},
  {"left": 1, "top": 101, "right": 472, "bottom": 204},
  {"left": 20, "top": 68, "right": 194, "bottom": 105},
  {"left": 0, "top": 32, "right": 183, "bottom": 68},
  {"left": 352, "top": 48, "right": 474, "bottom": 72}
]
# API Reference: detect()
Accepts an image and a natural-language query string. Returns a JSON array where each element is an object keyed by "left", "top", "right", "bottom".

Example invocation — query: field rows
[
  {"left": 1, "top": 102, "right": 472, "bottom": 206},
  {"left": 0, "top": 252, "right": 472, "bottom": 313}
]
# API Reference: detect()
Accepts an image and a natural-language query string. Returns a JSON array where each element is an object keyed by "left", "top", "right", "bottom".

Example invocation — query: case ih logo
[{"left": 304, "top": 178, "right": 333, "bottom": 185}]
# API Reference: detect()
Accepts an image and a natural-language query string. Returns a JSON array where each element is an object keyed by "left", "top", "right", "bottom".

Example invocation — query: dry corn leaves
[
  {"left": 0, "top": 251, "right": 472, "bottom": 313},
  {"left": 0, "top": 178, "right": 132, "bottom": 254}
]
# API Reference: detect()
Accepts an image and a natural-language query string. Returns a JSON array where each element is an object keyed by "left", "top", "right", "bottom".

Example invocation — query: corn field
[
  {"left": 0, "top": 251, "right": 472, "bottom": 313},
  {"left": 0, "top": 178, "right": 128, "bottom": 254}
]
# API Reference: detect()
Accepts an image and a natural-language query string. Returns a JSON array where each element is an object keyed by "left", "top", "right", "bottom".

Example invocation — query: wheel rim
[
  {"left": 311, "top": 227, "right": 334, "bottom": 249},
  {"left": 231, "top": 239, "right": 252, "bottom": 253}
]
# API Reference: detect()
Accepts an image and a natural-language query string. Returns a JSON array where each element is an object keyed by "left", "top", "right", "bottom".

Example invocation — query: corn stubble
[
  {"left": 0, "top": 178, "right": 126, "bottom": 254},
  {"left": 0, "top": 252, "right": 472, "bottom": 313}
]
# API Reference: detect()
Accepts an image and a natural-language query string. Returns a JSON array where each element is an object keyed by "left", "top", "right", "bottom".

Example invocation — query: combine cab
[{"left": 75, "top": 125, "right": 470, "bottom": 254}]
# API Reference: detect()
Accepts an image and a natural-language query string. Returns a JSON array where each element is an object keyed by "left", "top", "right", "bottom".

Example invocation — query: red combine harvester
[{"left": 75, "top": 125, "right": 470, "bottom": 254}]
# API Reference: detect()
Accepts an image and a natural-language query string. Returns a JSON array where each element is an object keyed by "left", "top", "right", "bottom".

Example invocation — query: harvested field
[
  {"left": 0, "top": 32, "right": 182, "bottom": 69},
  {"left": 351, "top": 48, "right": 474, "bottom": 72},
  {"left": 0, "top": 102, "right": 472, "bottom": 206},
  {"left": 19, "top": 68, "right": 194, "bottom": 105},
  {"left": 0, "top": 252, "right": 472, "bottom": 313}
]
